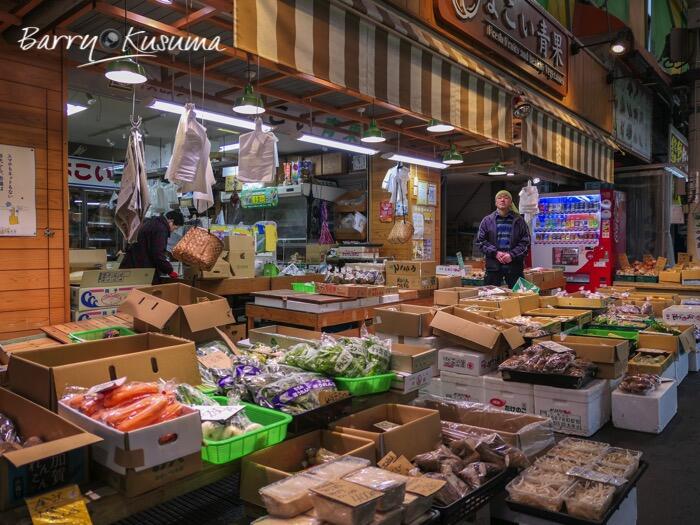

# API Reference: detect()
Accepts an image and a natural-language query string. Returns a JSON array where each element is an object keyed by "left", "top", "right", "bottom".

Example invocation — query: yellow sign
[
  {"left": 250, "top": 193, "right": 267, "bottom": 205},
  {"left": 26, "top": 485, "right": 92, "bottom": 525}
]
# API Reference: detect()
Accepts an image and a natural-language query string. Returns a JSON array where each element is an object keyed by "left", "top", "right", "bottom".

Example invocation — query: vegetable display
[
  {"left": 618, "top": 373, "right": 661, "bottom": 395},
  {"left": 0, "top": 413, "right": 43, "bottom": 455},
  {"left": 499, "top": 343, "right": 595, "bottom": 378}
]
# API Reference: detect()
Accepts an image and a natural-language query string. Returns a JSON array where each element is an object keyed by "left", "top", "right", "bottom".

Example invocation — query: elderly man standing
[{"left": 476, "top": 190, "right": 531, "bottom": 288}]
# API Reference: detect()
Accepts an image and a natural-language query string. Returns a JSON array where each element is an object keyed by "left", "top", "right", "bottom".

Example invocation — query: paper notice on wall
[
  {"left": 0, "top": 144, "right": 36, "bottom": 236},
  {"left": 412, "top": 212, "right": 424, "bottom": 239},
  {"left": 427, "top": 183, "right": 437, "bottom": 206},
  {"left": 417, "top": 181, "right": 429, "bottom": 205}
]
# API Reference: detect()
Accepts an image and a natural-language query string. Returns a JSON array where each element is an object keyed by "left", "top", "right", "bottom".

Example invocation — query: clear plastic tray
[
  {"left": 547, "top": 445, "right": 604, "bottom": 466},
  {"left": 308, "top": 456, "right": 371, "bottom": 481},
  {"left": 252, "top": 514, "right": 323, "bottom": 524},
  {"left": 505, "top": 474, "right": 573, "bottom": 512},
  {"left": 310, "top": 491, "right": 379, "bottom": 525},
  {"left": 556, "top": 437, "right": 610, "bottom": 454},
  {"left": 599, "top": 447, "right": 642, "bottom": 473},
  {"left": 591, "top": 462, "right": 633, "bottom": 480},
  {"left": 344, "top": 467, "right": 407, "bottom": 512},
  {"left": 563, "top": 480, "right": 616, "bottom": 521},
  {"left": 534, "top": 454, "right": 588, "bottom": 475},
  {"left": 259, "top": 473, "right": 326, "bottom": 518}
]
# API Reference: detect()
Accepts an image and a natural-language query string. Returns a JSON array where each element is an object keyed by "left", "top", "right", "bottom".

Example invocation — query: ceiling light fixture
[
  {"left": 297, "top": 133, "right": 379, "bottom": 155},
  {"left": 571, "top": 28, "right": 632, "bottom": 56},
  {"left": 147, "top": 99, "right": 271, "bottom": 131},
  {"left": 383, "top": 153, "right": 448, "bottom": 170},
  {"left": 506, "top": 171, "right": 515, "bottom": 177},
  {"left": 361, "top": 119, "right": 386, "bottom": 143},
  {"left": 219, "top": 143, "right": 240, "bottom": 152},
  {"left": 233, "top": 83, "right": 265, "bottom": 115},
  {"left": 67, "top": 103, "right": 88, "bottom": 116},
  {"left": 532, "top": 177, "right": 541, "bottom": 184},
  {"left": 426, "top": 119, "right": 454, "bottom": 133},
  {"left": 442, "top": 144, "right": 463, "bottom": 165},
  {"left": 487, "top": 161, "right": 507, "bottom": 176},
  {"left": 105, "top": 58, "right": 147, "bottom": 84}
]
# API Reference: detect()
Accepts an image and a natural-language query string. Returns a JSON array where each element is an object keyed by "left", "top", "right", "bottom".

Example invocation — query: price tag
[
  {"left": 384, "top": 455, "right": 414, "bottom": 476},
  {"left": 373, "top": 420, "right": 401, "bottom": 432},
  {"left": 87, "top": 377, "right": 126, "bottom": 396},
  {"left": 406, "top": 476, "right": 446, "bottom": 497},
  {"left": 311, "top": 480, "right": 381, "bottom": 507},
  {"left": 377, "top": 451, "right": 398, "bottom": 469},
  {"left": 193, "top": 404, "right": 245, "bottom": 421},
  {"left": 26, "top": 484, "right": 92, "bottom": 525},
  {"left": 456, "top": 251, "right": 465, "bottom": 270},
  {"left": 197, "top": 350, "right": 233, "bottom": 370}
]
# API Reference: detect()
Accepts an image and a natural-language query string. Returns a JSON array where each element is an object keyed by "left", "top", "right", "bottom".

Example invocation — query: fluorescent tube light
[
  {"left": 383, "top": 153, "right": 447, "bottom": 170},
  {"left": 147, "top": 99, "right": 270, "bottom": 131},
  {"left": 297, "top": 134, "right": 379, "bottom": 155},
  {"left": 219, "top": 143, "right": 240, "bottom": 152}
]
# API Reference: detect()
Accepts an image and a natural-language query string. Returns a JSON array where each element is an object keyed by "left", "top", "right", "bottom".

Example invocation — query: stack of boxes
[{"left": 384, "top": 261, "right": 437, "bottom": 291}]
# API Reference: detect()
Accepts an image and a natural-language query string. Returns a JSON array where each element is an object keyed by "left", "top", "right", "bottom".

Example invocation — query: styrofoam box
[
  {"left": 689, "top": 351, "right": 699, "bottom": 372},
  {"left": 602, "top": 377, "right": 623, "bottom": 424},
  {"left": 612, "top": 380, "right": 677, "bottom": 434},
  {"left": 440, "top": 371, "right": 485, "bottom": 403},
  {"left": 380, "top": 294, "right": 400, "bottom": 304},
  {"left": 438, "top": 347, "right": 498, "bottom": 376},
  {"left": 677, "top": 351, "right": 689, "bottom": 383},
  {"left": 483, "top": 372, "right": 534, "bottom": 414},
  {"left": 376, "top": 334, "right": 450, "bottom": 349},
  {"left": 534, "top": 379, "right": 608, "bottom": 437},
  {"left": 662, "top": 305, "right": 700, "bottom": 327}
]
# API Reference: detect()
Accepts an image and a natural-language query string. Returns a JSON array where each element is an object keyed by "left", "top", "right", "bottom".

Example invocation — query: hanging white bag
[
  {"left": 238, "top": 117, "right": 278, "bottom": 183},
  {"left": 165, "top": 103, "right": 209, "bottom": 194}
]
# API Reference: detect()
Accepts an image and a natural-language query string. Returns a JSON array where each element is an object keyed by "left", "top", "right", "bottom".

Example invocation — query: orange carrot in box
[
  {"left": 116, "top": 395, "right": 169, "bottom": 432},
  {"left": 102, "top": 396, "right": 162, "bottom": 427},
  {"left": 103, "top": 382, "right": 159, "bottom": 408},
  {"left": 157, "top": 400, "right": 184, "bottom": 423},
  {"left": 81, "top": 397, "right": 104, "bottom": 416}
]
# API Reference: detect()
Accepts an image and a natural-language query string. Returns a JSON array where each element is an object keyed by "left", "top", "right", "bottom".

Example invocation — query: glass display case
[{"left": 69, "top": 187, "right": 123, "bottom": 259}]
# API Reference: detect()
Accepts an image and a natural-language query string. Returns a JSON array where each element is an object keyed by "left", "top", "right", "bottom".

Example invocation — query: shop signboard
[
  {"left": 0, "top": 144, "right": 36, "bottom": 236},
  {"left": 435, "top": 0, "right": 569, "bottom": 95},
  {"left": 669, "top": 125, "right": 688, "bottom": 175},
  {"left": 613, "top": 77, "right": 652, "bottom": 161},
  {"left": 68, "top": 157, "right": 120, "bottom": 189}
]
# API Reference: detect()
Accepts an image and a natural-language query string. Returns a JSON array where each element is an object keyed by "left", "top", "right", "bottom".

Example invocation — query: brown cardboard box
[
  {"left": 549, "top": 334, "right": 630, "bottom": 379},
  {"left": 628, "top": 350, "right": 674, "bottom": 375},
  {"left": 184, "top": 253, "right": 233, "bottom": 280},
  {"left": 524, "top": 308, "right": 593, "bottom": 327},
  {"left": 621, "top": 298, "right": 675, "bottom": 318},
  {"left": 437, "top": 276, "right": 463, "bottom": 289},
  {"left": 433, "top": 287, "right": 479, "bottom": 306},
  {"left": 386, "top": 275, "right": 437, "bottom": 290},
  {"left": 306, "top": 243, "right": 333, "bottom": 264},
  {"left": 0, "top": 387, "right": 101, "bottom": 510},
  {"left": 330, "top": 404, "right": 441, "bottom": 459},
  {"left": 429, "top": 308, "right": 525, "bottom": 353},
  {"left": 220, "top": 323, "right": 246, "bottom": 343},
  {"left": 249, "top": 325, "right": 323, "bottom": 348},
  {"left": 538, "top": 296, "right": 558, "bottom": 308},
  {"left": 638, "top": 325, "right": 695, "bottom": 354},
  {"left": 374, "top": 305, "right": 438, "bottom": 338},
  {"left": 7, "top": 333, "right": 199, "bottom": 410},
  {"left": 226, "top": 235, "right": 256, "bottom": 278},
  {"left": 385, "top": 261, "right": 437, "bottom": 277},
  {"left": 240, "top": 430, "right": 375, "bottom": 508},
  {"left": 390, "top": 344, "right": 437, "bottom": 374},
  {"left": 69, "top": 249, "right": 107, "bottom": 271},
  {"left": 119, "top": 283, "right": 234, "bottom": 341},
  {"left": 510, "top": 293, "right": 541, "bottom": 313},
  {"left": 659, "top": 270, "right": 682, "bottom": 283},
  {"left": 458, "top": 297, "right": 521, "bottom": 318},
  {"left": 682, "top": 268, "right": 700, "bottom": 284},
  {"left": 524, "top": 271, "right": 545, "bottom": 287},
  {"left": 555, "top": 294, "right": 610, "bottom": 309}
]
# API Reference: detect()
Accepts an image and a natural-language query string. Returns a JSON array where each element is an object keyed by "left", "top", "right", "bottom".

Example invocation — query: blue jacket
[{"left": 476, "top": 211, "right": 531, "bottom": 271}]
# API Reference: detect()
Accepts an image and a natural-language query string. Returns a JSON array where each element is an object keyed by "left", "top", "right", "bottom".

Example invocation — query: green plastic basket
[
  {"left": 635, "top": 275, "right": 659, "bottom": 283},
  {"left": 333, "top": 373, "right": 395, "bottom": 396},
  {"left": 200, "top": 398, "right": 292, "bottom": 464},
  {"left": 568, "top": 328, "right": 639, "bottom": 342},
  {"left": 615, "top": 274, "right": 636, "bottom": 282},
  {"left": 461, "top": 278, "right": 485, "bottom": 286},
  {"left": 68, "top": 326, "right": 135, "bottom": 343},
  {"left": 292, "top": 282, "right": 316, "bottom": 293}
]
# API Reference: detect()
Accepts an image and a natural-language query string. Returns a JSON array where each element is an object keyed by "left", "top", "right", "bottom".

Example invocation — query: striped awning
[
  {"left": 233, "top": 0, "right": 512, "bottom": 144},
  {"left": 522, "top": 108, "right": 615, "bottom": 183}
]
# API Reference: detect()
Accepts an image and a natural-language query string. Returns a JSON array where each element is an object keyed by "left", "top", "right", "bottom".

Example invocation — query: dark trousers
[{"left": 484, "top": 265, "right": 523, "bottom": 288}]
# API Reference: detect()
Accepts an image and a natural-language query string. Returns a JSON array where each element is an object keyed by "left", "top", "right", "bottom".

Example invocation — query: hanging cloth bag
[
  {"left": 387, "top": 167, "right": 414, "bottom": 244},
  {"left": 165, "top": 103, "right": 210, "bottom": 194},
  {"left": 238, "top": 117, "right": 277, "bottom": 183},
  {"left": 115, "top": 119, "right": 150, "bottom": 243}
]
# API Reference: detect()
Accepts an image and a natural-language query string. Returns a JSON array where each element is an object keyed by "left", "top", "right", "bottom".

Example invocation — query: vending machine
[{"left": 530, "top": 189, "right": 626, "bottom": 291}]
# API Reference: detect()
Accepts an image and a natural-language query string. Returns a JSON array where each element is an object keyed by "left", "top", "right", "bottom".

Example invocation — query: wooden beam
[
  {"left": 0, "top": 10, "right": 22, "bottom": 26},
  {"left": 215, "top": 87, "right": 239, "bottom": 97},
  {"left": 258, "top": 73, "right": 286, "bottom": 85},
  {"left": 206, "top": 55, "right": 236, "bottom": 71},
  {"left": 171, "top": 6, "right": 216, "bottom": 29},
  {"left": 56, "top": 2, "right": 93, "bottom": 28},
  {"left": 142, "top": 0, "right": 231, "bottom": 30}
]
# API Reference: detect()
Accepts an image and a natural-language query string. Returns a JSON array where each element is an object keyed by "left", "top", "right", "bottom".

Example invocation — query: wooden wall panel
[
  {"left": 0, "top": 43, "right": 68, "bottom": 339},
  {"left": 369, "top": 157, "right": 442, "bottom": 262}
]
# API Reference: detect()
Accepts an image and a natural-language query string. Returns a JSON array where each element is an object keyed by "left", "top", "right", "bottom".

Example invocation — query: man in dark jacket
[
  {"left": 120, "top": 210, "right": 184, "bottom": 283},
  {"left": 476, "top": 190, "right": 531, "bottom": 288}
]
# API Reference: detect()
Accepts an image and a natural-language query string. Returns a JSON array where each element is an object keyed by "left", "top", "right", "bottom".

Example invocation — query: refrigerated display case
[
  {"left": 530, "top": 189, "right": 626, "bottom": 291},
  {"left": 69, "top": 187, "right": 122, "bottom": 259}
]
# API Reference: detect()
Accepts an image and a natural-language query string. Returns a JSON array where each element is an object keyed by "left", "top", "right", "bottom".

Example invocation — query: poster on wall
[
  {"left": 0, "top": 144, "right": 36, "bottom": 237},
  {"left": 613, "top": 77, "right": 652, "bottom": 161}
]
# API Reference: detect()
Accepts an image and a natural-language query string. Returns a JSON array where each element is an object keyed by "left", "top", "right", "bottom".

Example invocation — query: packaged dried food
[
  {"left": 556, "top": 437, "right": 609, "bottom": 454},
  {"left": 599, "top": 447, "right": 642, "bottom": 472},
  {"left": 302, "top": 447, "right": 341, "bottom": 469},
  {"left": 371, "top": 507, "right": 403, "bottom": 525},
  {"left": 563, "top": 480, "right": 615, "bottom": 521},
  {"left": 506, "top": 474, "right": 572, "bottom": 512},
  {"left": 547, "top": 444, "right": 602, "bottom": 465},
  {"left": 344, "top": 467, "right": 407, "bottom": 511},
  {"left": 252, "top": 515, "right": 322, "bottom": 525},
  {"left": 619, "top": 373, "right": 661, "bottom": 395},
  {"left": 591, "top": 463, "right": 633, "bottom": 480},
  {"left": 521, "top": 467, "right": 574, "bottom": 491},
  {"left": 259, "top": 473, "right": 326, "bottom": 518},
  {"left": 413, "top": 446, "right": 463, "bottom": 473},
  {"left": 310, "top": 480, "right": 381, "bottom": 525},
  {"left": 308, "top": 456, "right": 371, "bottom": 481},
  {"left": 422, "top": 472, "right": 468, "bottom": 506},
  {"left": 402, "top": 493, "right": 432, "bottom": 523},
  {"left": 534, "top": 454, "right": 587, "bottom": 474},
  {"left": 456, "top": 462, "right": 501, "bottom": 490}
]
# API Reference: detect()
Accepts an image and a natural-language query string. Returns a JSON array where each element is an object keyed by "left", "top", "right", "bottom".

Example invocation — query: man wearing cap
[{"left": 476, "top": 190, "right": 531, "bottom": 287}]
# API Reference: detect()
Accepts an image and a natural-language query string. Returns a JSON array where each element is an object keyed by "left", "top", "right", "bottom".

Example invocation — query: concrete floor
[{"left": 592, "top": 372, "right": 700, "bottom": 525}]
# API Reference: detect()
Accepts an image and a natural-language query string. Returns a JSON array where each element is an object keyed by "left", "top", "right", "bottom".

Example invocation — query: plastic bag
[
  {"left": 512, "top": 277, "right": 540, "bottom": 295},
  {"left": 245, "top": 367, "right": 338, "bottom": 414},
  {"left": 619, "top": 373, "right": 661, "bottom": 395}
]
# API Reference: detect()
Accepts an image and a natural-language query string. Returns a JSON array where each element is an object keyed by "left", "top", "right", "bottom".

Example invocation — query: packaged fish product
[
  {"left": 344, "top": 467, "right": 408, "bottom": 511},
  {"left": 308, "top": 456, "right": 372, "bottom": 481},
  {"left": 259, "top": 474, "right": 326, "bottom": 518},
  {"left": 310, "top": 480, "right": 382, "bottom": 525}
]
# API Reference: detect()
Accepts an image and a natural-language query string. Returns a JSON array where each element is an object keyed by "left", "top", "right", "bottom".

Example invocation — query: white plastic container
[
  {"left": 612, "top": 380, "right": 677, "bottom": 434},
  {"left": 437, "top": 347, "right": 498, "bottom": 376},
  {"left": 533, "top": 379, "right": 608, "bottom": 436},
  {"left": 689, "top": 351, "right": 700, "bottom": 372},
  {"left": 440, "top": 371, "right": 485, "bottom": 403},
  {"left": 677, "top": 351, "right": 689, "bottom": 383},
  {"left": 483, "top": 372, "right": 535, "bottom": 414}
]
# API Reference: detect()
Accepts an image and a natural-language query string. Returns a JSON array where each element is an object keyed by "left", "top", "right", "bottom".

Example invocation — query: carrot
[
  {"left": 66, "top": 394, "right": 85, "bottom": 408},
  {"left": 116, "top": 396, "right": 169, "bottom": 432},
  {"left": 102, "top": 396, "right": 162, "bottom": 427},
  {"left": 81, "top": 397, "right": 104, "bottom": 416},
  {"left": 156, "top": 400, "right": 184, "bottom": 423},
  {"left": 103, "top": 382, "right": 159, "bottom": 408}
]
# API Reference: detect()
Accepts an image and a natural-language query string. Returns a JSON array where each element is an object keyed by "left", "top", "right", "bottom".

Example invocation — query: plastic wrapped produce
[
  {"left": 308, "top": 456, "right": 371, "bottom": 481},
  {"left": 619, "top": 373, "right": 661, "bottom": 395},
  {"left": 422, "top": 472, "right": 467, "bottom": 506},
  {"left": 251, "top": 370, "right": 338, "bottom": 415},
  {"left": 175, "top": 383, "right": 217, "bottom": 406},
  {"left": 0, "top": 412, "right": 20, "bottom": 444},
  {"left": 599, "top": 447, "right": 642, "bottom": 473},
  {"left": 259, "top": 474, "right": 326, "bottom": 518},
  {"left": 196, "top": 339, "right": 236, "bottom": 389},
  {"left": 302, "top": 447, "right": 341, "bottom": 469},
  {"left": 563, "top": 480, "right": 616, "bottom": 521},
  {"left": 412, "top": 446, "right": 463, "bottom": 473},
  {"left": 310, "top": 479, "right": 382, "bottom": 525},
  {"left": 456, "top": 462, "right": 501, "bottom": 489},
  {"left": 344, "top": 467, "right": 408, "bottom": 511},
  {"left": 556, "top": 437, "right": 609, "bottom": 454},
  {"left": 534, "top": 454, "right": 588, "bottom": 474},
  {"left": 506, "top": 473, "right": 573, "bottom": 512}
]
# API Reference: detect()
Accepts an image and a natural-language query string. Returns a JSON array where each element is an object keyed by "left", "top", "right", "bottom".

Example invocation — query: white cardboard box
[
  {"left": 438, "top": 347, "right": 498, "bottom": 376},
  {"left": 376, "top": 334, "right": 449, "bottom": 349},
  {"left": 483, "top": 372, "right": 534, "bottom": 414},
  {"left": 663, "top": 305, "right": 700, "bottom": 327},
  {"left": 689, "top": 351, "right": 699, "bottom": 372},
  {"left": 71, "top": 308, "right": 118, "bottom": 321},
  {"left": 391, "top": 367, "right": 433, "bottom": 394},
  {"left": 440, "top": 371, "right": 485, "bottom": 403},
  {"left": 70, "top": 269, "right": 153, "bottom": 311},
  {"left": 534, "top": 379, "right": 608, "bottom": 436},
  {"left": 421, "top": 377, "right": 443, "bottom": 397},
  {"left": 677, "top": 351, "right": 689, "bottom": 383},
  {"left": 612, "top": 380, "right": 677, "bottom": 434}
]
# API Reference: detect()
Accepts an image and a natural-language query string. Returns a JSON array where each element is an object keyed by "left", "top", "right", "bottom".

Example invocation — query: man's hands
[{"left": 496, "top": 251, "right": 512, "bottom": 264}]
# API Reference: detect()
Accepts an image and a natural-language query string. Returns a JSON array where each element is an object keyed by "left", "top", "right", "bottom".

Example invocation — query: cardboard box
[
  {"left": 682, "top": 268, "right": 700, "bottom": 284},
  {"left": 659, "top": 269, "right": 682, "bottom": 283},
  {"left": 385, "top": 261, "right": 437, "bottom": 277},
  {"left": 510, "top": 293, "right": 541, "bottom": 314},
  {"left": 663, "top": 305, "right": 700, "bottom": 327},
  {"left": 306, "top": 243, "right": 333, "bottom": 264},
  {"left": 391, "top": 367, "right": 434, "bottom": 394},
  {"left": 249, "top": 325, "right": 323, "bottom": 349},
  {"left": 454, "top": 304, "right": 501, "bottom": 318},
  {"left": 330, "top": 404, "right": 441, "bottom": 459},
  {"left": 70, "top": 269, "right": 154, "bottom": 311},
  {"left": 390, "top": 344, "right": 437, "bottom": 374},
  {"left": 386, "top": 275, "right": 437, "bottom": 290},
  {"left": 555, "top": 295, "right": 610, "bottom": 309},
  {"left": 612, "top": 380, "right": 677, "bottom": 433},
  {"left": 524, "top": 308, "right": 593, "bottom": 327},
  {"left": 184, "top": 254, "right": 233, "bottom": 280},
  {"left": 524, "top": 271, "right": 544, "bottom": 288},
  {"left": 7, "top": 333, "right": 198, "bottom": 410},
  {"left": 0, "top": 388, "right": 101, "bottom": 510},
  {"left": 437, "top": 276, "right": 463, "bottom": 289},
  {"left": 483, "top": 373, "right": 535, "bottom": 414},
  {"left": 622, "top": 298, "right": 675, "bottom": 318},
  {"left": 638, "top": 325, "right": 695, "bottom": 354},
  {"left": 225, "top": 235, "right": 256, "bottom": 278},
  {"left": 429, "top": 308, "right": 525, "bottom": 354},
  {"left": 628, "top": 350, "right": 675, "bottom": 376},
  {"left": 374, "top": 305, "right": 437, "bottom": 338},
  {"left": 416, "top": 396, "right": 554, "bottom": 458},
  {"left": 439, "top": 371, "right": 485, "bottom": 404},
  {"left": 221, "top": 323, "right": 246, "bottom": 344},
  {"left": 240, "top": 430, "right": 375, "bottom": 508},
  {"left": 69, "top": 249, "right": 107, "bottom": 271},
  {"left": 433, "top": 287, "right": 479, "bottom": 306},
  {"left": 438, "top": 347, "right": 498, "bottom": 376},
  {"left": 549, "top": 334, "right": 630, "bottom": 380},
  {"left": 72, "top": 308, "right": 118, "bottom": 321},
  {"left": 376, "top": 334, "right": 449, "bottom": 351},
  {"left": 458, "top": 297, "right": 521, "bottom": 318},
  {"left": 534, "top": 379, "right": 608, "bottom": 437},
  {"left": 119, "top": 283, "right": 235, "bottom": 341}
]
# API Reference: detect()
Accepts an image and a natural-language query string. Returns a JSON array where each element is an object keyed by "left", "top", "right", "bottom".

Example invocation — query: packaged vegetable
[
  {"left": 310, "top": 480, "right": 382, "bottom": 525},
  {"left": 563, "top": 480, "right": 615, "bottom": 520},
  {"left": 248, "top": 369, "right": 338, "bottom": 415},
  {"left": 344, "top": 467, "right": 407, "bottom": 511},
  {"left": 259, "top": 473, "right": 326, "bottom": 518},
  {"left": 506, "top": 474, "right": 572, "bottom": 512},
  {"left": 308, "top": 456, "right": 370, "bottom": 481},
  {"left": 301, "top": 447, "right": 341, "bottom": 469},
  {"left": 619, "top": 373, "right": 661, "bottom": 395}
]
